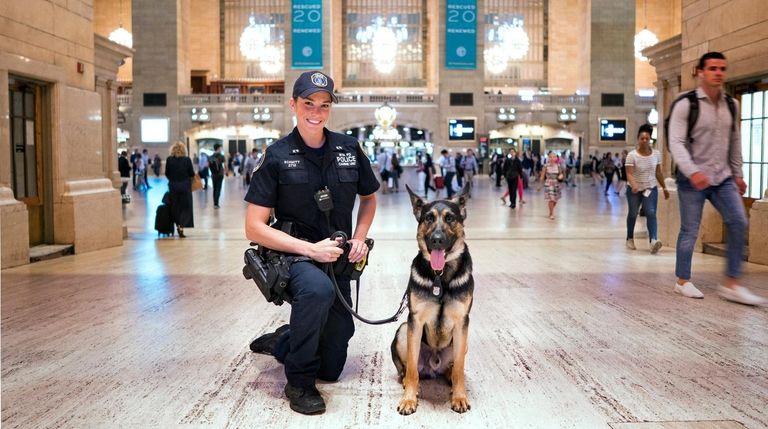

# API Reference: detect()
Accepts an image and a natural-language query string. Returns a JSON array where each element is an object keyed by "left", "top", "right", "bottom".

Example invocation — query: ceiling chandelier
[
  {"left": 108, "top": 0, "right": 132, "bottom": 48},
  {"left": 634, "top": 0, "right": 658, "bottom": 61},
  {"left": 108, "top": 26, "right": 133, "bottom": 48},
  {"left": 371, "top": 102, "right": 401, "bottom": 141},
  {"left": 484, "top": 18, "right": 529, "bottom": 75},
  {"left": 239, "top": 14, "right": 284, "bottom": 74},
  {"left": 352, "top": 17, "right": 410, "bottom": 74}
]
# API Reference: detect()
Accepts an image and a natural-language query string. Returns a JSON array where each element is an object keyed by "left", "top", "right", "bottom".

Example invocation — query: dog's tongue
[{"left": 430, "top": 249, "right": 446, "bottom": 271}]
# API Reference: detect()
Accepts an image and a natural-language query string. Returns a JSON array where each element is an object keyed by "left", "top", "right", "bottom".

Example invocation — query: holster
[
  {"left": 242, "top": 220, "right": 308, "bottom": 306},
  {"left": 242, "top": 248, "right": 292, "bottom": 305}
]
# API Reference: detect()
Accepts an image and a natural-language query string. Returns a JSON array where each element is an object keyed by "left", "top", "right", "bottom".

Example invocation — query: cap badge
[{"left": 310, "top": 73, "right": 328, "bottom": 87}]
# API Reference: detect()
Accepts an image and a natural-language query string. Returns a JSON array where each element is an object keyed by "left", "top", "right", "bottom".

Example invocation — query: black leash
[
  {"left": 325, "top": 230, "right": 408, "bottom": 325},
  {"left": 312, "top": 186, "right": 407, "bottom": 325}
]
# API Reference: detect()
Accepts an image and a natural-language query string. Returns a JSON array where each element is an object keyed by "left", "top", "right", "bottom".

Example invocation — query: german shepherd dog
[{"left": 391, "top": 184, "right": 473, "bottom": 415}]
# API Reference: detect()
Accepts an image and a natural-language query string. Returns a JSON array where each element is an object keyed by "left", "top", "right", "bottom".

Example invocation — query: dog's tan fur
[{"left": 392, "top": 185, "right": 473, "bottom": 415}]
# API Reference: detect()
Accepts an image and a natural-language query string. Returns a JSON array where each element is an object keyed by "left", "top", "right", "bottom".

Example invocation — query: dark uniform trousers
[{"left": 273, "top": 261, "right": 354, "bottom": 388}]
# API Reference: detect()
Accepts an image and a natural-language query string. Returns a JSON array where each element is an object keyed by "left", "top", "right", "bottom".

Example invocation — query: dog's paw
[
  {"left": 397, "top": 398, "right": 418, "bottom": 415},
  {"left": 450, "top": 396, "right": 471, "bottom": 413}
]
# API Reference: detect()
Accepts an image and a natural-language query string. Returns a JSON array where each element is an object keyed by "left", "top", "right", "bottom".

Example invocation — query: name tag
[
  {"left": 282, "top": 159, "right": 304, "bottom": 169},
  {"left": 335, "top": 153, "right": 357, "bottom": 168}
]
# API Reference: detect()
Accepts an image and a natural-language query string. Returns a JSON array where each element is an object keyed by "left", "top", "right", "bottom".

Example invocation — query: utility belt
[{"left": 242, "top": 221, "right": 373, "bottom": 306}]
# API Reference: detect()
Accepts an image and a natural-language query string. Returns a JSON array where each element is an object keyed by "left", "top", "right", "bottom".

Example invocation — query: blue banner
[
  {"left": 291, "top": 0, "right": 323, "bottom": 69},
  {"left": 445, "top": 0, "right": 477, "bottom": 69}
]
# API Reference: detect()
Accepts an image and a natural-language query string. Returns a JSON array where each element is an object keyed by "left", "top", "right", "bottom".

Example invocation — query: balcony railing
[
  {"left": 179, "top": 94, "right": 285, "bottom": 106},
  {"left": 486, "top": 94, "right": 590, "bottom": 106},
  {"left": 117, "top": 93, "right": 439, "bottom": 107},
  {"left": 336, "top": 94, "right": 437, "bottom": 105}
]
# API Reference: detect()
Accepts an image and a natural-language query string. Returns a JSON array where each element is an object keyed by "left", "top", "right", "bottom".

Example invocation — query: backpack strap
[{"left": 684, "top": 90, "right": 699, "bottom": 145}]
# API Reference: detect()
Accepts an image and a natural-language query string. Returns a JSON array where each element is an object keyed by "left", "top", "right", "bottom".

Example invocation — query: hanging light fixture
[
  {"left": 484, "top": 45, "right": 508, "bottom": 75},
  {"left": 259, "top": 45, "right": 284, "bottom": 74},
  {"left": 240, "top": 15, "right": 269, "bottom": 61},
  {"left": 239, "top": 14, "right": 284, "bottom": 74},
  {"left": 485, "top": 17, "right": 529, "bottom": 74},
  {"left": 351, "top": 16, "right": 409, "bottom": 74},
  {"left": 498, "top": 21, "right": 529, "bottom": 60},
  {"left": 634, "top": 0, "right": 658, "bottom": 61},
  {"left": 108, "top": 0, "right": 133, "bottom": 48}
]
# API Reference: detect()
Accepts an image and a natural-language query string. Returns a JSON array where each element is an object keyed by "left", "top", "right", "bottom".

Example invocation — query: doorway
[{"left": 8, "top": 76, "right": 53, "bottom": 246}]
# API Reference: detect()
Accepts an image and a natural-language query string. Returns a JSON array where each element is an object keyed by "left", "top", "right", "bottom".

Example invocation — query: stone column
[
  {"left": 586, "top": 0, "right": 636, "bottom": 157},
  {"left": 131, "top": 0, "right": 191, "bottom": 150},
  {"left": 436, "top": 0, "right": 485, "bottom": 155},
  {"left": 95, "top": 35, "right": 133, "bottom": 188},
  {"left": 644, "top": 35, "right": 681, "bottom": 177}
]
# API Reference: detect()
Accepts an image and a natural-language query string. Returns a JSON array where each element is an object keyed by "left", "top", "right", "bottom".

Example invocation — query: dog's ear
[
  {"left": 405, "top": 184, "right": 425, "bottom": 220},
  {"left": 450, "top": 183, "right": 470, "bottom": 220}
]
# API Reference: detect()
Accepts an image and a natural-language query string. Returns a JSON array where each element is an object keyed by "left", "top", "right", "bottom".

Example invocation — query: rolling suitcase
[{"left": 155, "top": 204, "right": 174, "bottom": 237}]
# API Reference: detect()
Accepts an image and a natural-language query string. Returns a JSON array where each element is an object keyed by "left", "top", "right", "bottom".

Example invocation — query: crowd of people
[{"left": 117, "top": 57, "right": 766, "bottom": 417}]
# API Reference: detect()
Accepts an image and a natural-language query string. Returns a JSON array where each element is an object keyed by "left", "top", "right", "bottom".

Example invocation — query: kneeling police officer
[{"left": 244, "top": 71, "right": 379, "bottom": 415}]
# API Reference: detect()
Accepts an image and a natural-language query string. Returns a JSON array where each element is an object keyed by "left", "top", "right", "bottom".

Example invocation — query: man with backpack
[
  {"left": 209, "top": 143, "right": 226, "bottom": 208},
  {"left": 668, "top": 51, "right": 765, "bottom": 306}
]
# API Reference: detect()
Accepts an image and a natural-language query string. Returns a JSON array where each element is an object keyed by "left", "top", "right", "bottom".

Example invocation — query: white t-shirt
[{"left": 625, "top": 149, "right": 661, "bottom": 190}]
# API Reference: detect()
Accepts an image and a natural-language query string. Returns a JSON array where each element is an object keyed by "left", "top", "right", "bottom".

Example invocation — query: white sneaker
[
  {"left": 674, "top": 281, "right": 704, "bottom": 299},
  {"left": 717, "top": 286, "right": 768, "bottom": 306},
  {"left": 650, "top": 240, "right": 662, "bottom": 254},
  {"left": 626, "top": 239, "right": 636, "bottom": 250}
]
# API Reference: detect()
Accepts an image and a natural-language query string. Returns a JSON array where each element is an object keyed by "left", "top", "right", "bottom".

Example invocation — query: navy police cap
[{"left": 292, "top": 71, "right": 338, "bottom": 103}]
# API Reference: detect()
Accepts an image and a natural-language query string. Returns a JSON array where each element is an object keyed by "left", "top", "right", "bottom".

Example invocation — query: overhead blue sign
[
  {"left": 291, "top": 0, "right": 323, "bottom": 68},
  {"left": 445, "top": 0, "right": 477, "bottom": 69}
]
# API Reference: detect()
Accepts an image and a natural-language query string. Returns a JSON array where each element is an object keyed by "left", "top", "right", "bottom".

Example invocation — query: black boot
[
  {"left": 249, "top": 324, "right": 289, "bottom": 355},
  {"left": 284, "top": 384, "right": 326, "bottom": 415}
]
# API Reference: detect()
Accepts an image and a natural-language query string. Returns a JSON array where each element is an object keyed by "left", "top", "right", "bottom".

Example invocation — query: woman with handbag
[{"left": 165, "top": 141, "right": 196, "bottom": 238}]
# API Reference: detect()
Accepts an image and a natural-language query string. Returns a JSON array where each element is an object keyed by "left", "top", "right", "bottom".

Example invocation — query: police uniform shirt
[{"left": 245, "top": 127, "right": 380, "bottom": 242}]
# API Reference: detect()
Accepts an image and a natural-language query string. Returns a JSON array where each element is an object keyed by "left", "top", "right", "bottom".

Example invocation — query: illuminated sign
[
  {"left": 141, "top": 118, "right": 169, "bottom": 143},
  {"left": 599, "top": 118, "right": 627, "bottom": 142},
  {"left": 448, "top": 118, "right": 476, "bottom": 141}
]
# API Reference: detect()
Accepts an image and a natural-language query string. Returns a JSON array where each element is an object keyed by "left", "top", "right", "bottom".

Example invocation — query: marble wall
[
  {"left": 680, "top": 0, "right": 768, "bottom": 89},
  {"left": 0, "top": 1, "right": 126, "bottom": 269},
  {"left": 650, "top": 0, "right": 768, "bottom": 267}
]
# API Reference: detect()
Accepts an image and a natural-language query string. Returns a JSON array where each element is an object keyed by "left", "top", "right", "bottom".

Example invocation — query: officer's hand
[
  {"left": 310, "top": 238, "right": 344, "bottom": 263},
  {"left": 689, "top": 171, "right": 710, "bottom": 191},
  {"left": 346, "top": 238, "right": 369, "bottom": 263}
]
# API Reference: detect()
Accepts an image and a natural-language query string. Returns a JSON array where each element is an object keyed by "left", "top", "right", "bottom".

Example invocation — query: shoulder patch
[{"left": 252, "top": 154, "right": 265, "bottom": 174}]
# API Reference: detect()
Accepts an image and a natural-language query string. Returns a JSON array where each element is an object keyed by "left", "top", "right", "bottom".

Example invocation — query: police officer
[{"left": 244, "top": 71, "right": 379, "bottom": 415}]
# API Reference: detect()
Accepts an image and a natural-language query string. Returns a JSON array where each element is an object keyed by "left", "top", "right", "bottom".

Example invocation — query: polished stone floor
[{"left": 2, "top": 172, "right": 767, "bottom": 429}]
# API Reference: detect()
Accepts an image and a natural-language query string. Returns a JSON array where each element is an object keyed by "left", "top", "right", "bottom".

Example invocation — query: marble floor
[{"left": 2, "top": 173, "right": 767, "bottom": 429}]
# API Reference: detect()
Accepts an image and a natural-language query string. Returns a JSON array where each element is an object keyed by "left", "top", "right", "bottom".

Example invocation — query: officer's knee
[{"left": 296, "top": 278, "right": 335, "bottom": 306}]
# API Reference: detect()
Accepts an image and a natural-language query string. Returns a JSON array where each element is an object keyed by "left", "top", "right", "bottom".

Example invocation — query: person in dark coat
[
  {"left": 118, "top": 151, "right": 131, "bottom": 202},
  {"left": 165, "top": 141, "right": 195, "bottom": 238},
  {"left": 502, "top": 148, "right": 523, "bottom": 209}
]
